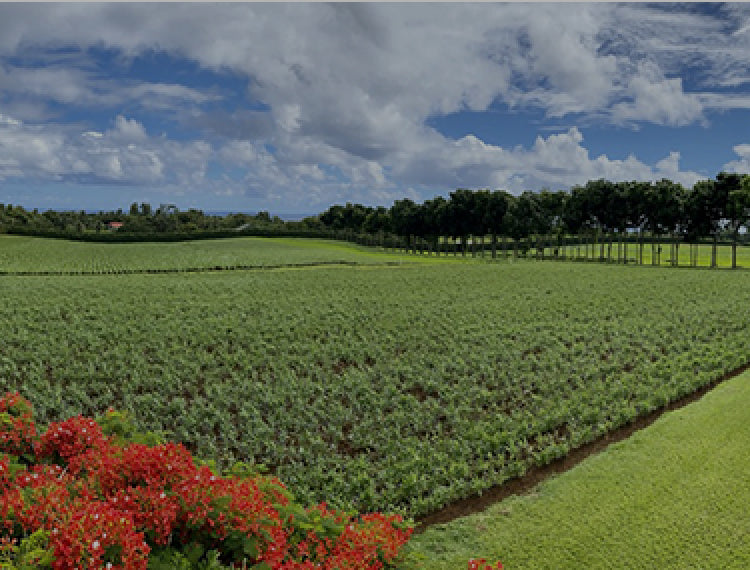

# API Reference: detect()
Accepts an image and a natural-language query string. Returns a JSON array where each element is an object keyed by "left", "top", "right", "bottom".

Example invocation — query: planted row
[
  {"left": 3, "top": 260, "right": 750, "bottom": 519},
  {"left": 0, "top": 392, "right": 414, "bottom": 569}
]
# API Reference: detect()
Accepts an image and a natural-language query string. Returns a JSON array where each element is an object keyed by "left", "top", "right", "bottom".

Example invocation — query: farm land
[{"left": 2, "top": 235, "right": 750, "bottom": 566}]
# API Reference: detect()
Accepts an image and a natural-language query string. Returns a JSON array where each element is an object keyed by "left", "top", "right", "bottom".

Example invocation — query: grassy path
[{"left": 406, "top": 369, "right": 750, "bottom": 569}]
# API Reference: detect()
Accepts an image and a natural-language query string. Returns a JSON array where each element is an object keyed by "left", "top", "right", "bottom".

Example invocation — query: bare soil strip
[
  {"left": 414, "top": 361, "right": 750, "bottom": 532},
  {"left": 0, "top": 260, "right": 413, "bottom": 277}
]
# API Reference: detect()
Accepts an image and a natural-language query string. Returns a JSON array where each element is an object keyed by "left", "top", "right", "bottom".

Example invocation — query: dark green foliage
[{"left": 3, "top": 260, "right": 750, "bottom": 518}]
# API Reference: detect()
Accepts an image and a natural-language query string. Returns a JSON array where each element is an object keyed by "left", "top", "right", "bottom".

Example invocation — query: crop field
[
  {"left": 408, "top": 368, "right": 750, "bottom": 568},
  {"left": 2, "top": 238, "right": 750, "bottom": 519},
  {"left": 0, "top": 235, "right": 435, "bottom": 273}
]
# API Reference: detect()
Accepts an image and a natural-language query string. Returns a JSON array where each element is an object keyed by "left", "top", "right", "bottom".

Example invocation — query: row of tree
[
  {"left": 319, "top": 173, "right": 750, "bottom": 245},
  {"left": 0, "top": 202, "right": 296, "bottom": 234},
  {"left": 3, "top": 173, "right": 750, "bottom": 248}
]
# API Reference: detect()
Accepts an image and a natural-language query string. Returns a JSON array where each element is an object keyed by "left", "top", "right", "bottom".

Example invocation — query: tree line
[
  {"left": 319, "top": 172, "right": 750, "bottom": 246},
  {"left": 0, "top": 202, "right": 302, "bottom": 235},
  {"left": 2, "top": 173, "right": 750, "bottom": 250}
]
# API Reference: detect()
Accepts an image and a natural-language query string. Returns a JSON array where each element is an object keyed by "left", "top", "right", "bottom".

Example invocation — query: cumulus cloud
[
  {"left": 393, "top": 127, "right": 703, "bottom": 194},
  {"left": 0, "top": 113, "right": 207, "bottom": 186},
  {"left": 723, "top": 144, "right": 750, "bottom": 174},
  {"left": 611, "top": 64, "right": 705, "bottom": 127},
  {"left": 0, "top": 3, "right": 745, "bottom": 208}
]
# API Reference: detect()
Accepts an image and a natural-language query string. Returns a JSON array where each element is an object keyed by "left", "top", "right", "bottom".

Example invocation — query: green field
[
  {"left": 0, "top": 234, "right": 443, "bottom": 273},
  {"left": 535, "top": 239, "right": 750, "bottom": 268},
  {"left": 4, "top": 233, "right": 750, "bottom": 272},
  {"left": 407, "top": 368, "right": 750, "bottom": 568},
  {"left": 2, "top": 236, "right": 750, "bottom": 522}
]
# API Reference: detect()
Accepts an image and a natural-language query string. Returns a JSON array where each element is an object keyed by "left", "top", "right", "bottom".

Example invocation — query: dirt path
[{"left": 414, "top": 361, "right": 750, "bottom": 532}]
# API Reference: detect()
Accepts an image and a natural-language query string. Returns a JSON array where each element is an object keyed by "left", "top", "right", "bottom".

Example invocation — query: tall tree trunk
[
  {"left": 491, "top": 233, "right": 497, "bottom": 259},
  {"left": 712, "top": 234, "right": 718, "bottom": 268},
  {"left": 639, "top": 230, "right": 644, "bottom": 265}
]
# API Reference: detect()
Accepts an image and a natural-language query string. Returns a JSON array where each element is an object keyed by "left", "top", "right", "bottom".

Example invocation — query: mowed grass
[
  {"left": 406, "top": 369, "right": 750, "bottom": 569},
  {"left": 0, "top": 235, "right": 452, "bottom": 273},
  {"left": 536, "top": 240, "right": 750, "bottom": 269}
]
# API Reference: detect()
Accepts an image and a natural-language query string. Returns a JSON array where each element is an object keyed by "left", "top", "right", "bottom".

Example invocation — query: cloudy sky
[{"left": 2, "top": 3, "right": 750, "bottom": 214}]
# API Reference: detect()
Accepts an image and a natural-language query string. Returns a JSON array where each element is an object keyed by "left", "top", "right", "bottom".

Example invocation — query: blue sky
[{"left": 2, "top": 3, "right": 750, "bottom": 215}]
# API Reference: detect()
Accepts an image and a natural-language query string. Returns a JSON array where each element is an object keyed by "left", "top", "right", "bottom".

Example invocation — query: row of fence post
[{"left": 329, "top": 229, "right": 742, "bottom": 269}]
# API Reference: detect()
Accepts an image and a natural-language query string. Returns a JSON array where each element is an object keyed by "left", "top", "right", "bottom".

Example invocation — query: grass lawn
[
  {"left": 406, "top": 369, "right": 750, "bottom": 569},
  {"left": 0, "top": 234, "right": 456, "bottom": 272},
  {"left": 538, "top": 240, "right": 750, "bottom": 269}
]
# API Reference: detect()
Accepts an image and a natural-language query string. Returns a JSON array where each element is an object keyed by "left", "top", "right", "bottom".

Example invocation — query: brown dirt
[{"left": 414, "top": 361, "right": 750, "bottom": 533}]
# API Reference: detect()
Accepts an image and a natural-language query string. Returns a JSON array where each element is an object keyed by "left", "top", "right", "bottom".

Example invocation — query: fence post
[
  {"left": 639, "top": 230, "right": 644, "bottom": 265},
  {"left": 711, "top": 235, "right": 717, "bottom": 268}
]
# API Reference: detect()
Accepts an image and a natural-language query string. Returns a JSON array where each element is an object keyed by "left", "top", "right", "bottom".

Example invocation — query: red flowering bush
[
  {"left": 0, "top": 393, "right": 503, "bottom": 569},
  {"left": 0, "top": 393, "right": 414, "bottom": 569},
  {"left": 47, "top": 498, "right": 150, "bottom": 570},
  {"left": 36, "top": 414, "right": 109, "bottom": 463},
  {"left": 0, "top": 392, "right": 37, "bottom": 458}
]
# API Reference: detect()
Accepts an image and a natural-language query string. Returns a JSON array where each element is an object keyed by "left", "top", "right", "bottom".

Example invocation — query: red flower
[{"left": 1, "top": 393, "right": 420, "bottom": 569}]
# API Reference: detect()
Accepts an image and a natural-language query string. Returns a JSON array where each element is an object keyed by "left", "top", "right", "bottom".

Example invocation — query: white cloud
[
  {"left": 0, "top": 112, "right": 202, "bottom": 186},
  {"left": 611, "top": 63, "right": 704, "bottom": 127},
  {"left": 110, "top": 115, "right": 148, "bottom": 142},
  {"left": 0, "top": 64, "right": 219, "bottom": 117},
  {"left": 393, "top": 127, "right": 703, "bottom": 194},
  {"left": 723, "top": 144, "right": 750, "bottom": 174},
  {"left": 0, "top": 3, "right": 745, "bottom": 208}
]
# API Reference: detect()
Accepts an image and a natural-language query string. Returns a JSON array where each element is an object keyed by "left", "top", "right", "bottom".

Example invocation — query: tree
[
  {"left": 483, "top": 191, "right": 512, "bottom": 258},
  {"left": 362, "top": 206, "right": 392, "bottom": 235},
  {"left": 534, "top": 189, "right": 567, "bottom": 235},
  {"left": 724, "top": 174, "right": 750, "bottom": 268},
  {"left": 685, "top": 178, "right": 723, "bottom": 267},
  {"left": 421, "top": 196, "right": 449, "bottom": 243},
  {"left": 507, "top": 192, "right": 540, "bottom": 241},
  {"left": 389, "top": 199, "right": 422, "bottom": 240}
]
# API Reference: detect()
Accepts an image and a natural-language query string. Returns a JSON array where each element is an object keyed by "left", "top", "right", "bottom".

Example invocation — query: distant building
[{"left": 107, "top": 221, "right": 124, "bottom": 231}]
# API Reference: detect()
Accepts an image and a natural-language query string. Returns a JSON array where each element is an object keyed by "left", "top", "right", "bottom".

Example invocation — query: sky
[{"left": 2, "top": 3, "right": 750, "bottom": 215}]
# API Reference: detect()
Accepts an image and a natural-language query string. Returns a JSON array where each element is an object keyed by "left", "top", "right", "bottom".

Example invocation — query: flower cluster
[
  {"left": 0, "top": 393, "right": 413, "bottom": 569},
  {"left": 0, "top": 391, "right": 37, "bottom": 457}
]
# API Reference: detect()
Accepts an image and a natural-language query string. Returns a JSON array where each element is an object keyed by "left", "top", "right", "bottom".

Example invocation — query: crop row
[
  {"left": 2, "top": 261, "right": 750, "bottom": 518},
  {"left": 0, "top": 235, "right": 428, "bottom": 273}
]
